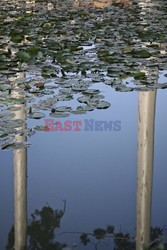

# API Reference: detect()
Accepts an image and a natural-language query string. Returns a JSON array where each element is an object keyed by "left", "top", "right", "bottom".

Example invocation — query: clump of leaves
[
  {"left": 6, "top": 202, "right": 67, "bottom": 250},
  {"left": 113, "top": 232, "right": 135, "bottom": 250},
  {"left": 134, "top": 71, "right": 146, "bottom": 80},
  {"left": 17, "top": 51, "right": 31, "bottom": 63},
  {"left": 93, "top": 228, "right": 106, "bottom": 239},
  {"left": 127, "top": 49, "right": 151, "bottom": 58},
  {"left": 11, "top": 35, "right": 24, "bottom": 43},
  {"left": 80, "top": 233, "right": 90, "bottom": 246}
]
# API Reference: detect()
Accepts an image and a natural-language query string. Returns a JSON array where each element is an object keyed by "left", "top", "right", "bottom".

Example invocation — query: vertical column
[
  {"left": 136, "top": 90, "right": 156, "bottom": 250},
  {"left": 12, "top": 72, "right": 27, "bottom": 250}
]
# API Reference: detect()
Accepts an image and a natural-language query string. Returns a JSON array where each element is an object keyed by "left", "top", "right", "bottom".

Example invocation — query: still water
[
  {"left": 1, "top": 88, "right": 167, "bottom": 249},
  {"left": 0, "top": 0, "right": 167, "bottom": 249}
]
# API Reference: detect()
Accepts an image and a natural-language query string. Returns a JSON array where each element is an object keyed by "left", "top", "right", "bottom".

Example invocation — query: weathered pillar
[
  {"left": 136, "top": 90, "right": 156, "bottom": 250},
  {"left": 12, "top": 72, "right": 27, "bottom": 250}
]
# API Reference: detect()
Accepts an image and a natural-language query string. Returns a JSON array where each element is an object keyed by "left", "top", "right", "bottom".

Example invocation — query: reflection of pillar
[
  {"left": 12, "top": 72, "right": 27, "bottom": 250},
  {"left": 26, "top": 0, "right": 35, "bottom": 13},
  {"left": 26, "top": 0, "right": 35, "bottom": 8},
  {"left": 73, "top": 0, "right": 79, "bottom": 7},
  {"left": 47, "top": 2, "right": 54, "bottom": 10},
  {"left": 14, "top": 147, "right": 27, "bottom": 250},
  {"left": 73, "top": 0, "right": 131, "bottom": 8},
  {"left": 136, "top": 90, "right": 156, "bottom": 250}
]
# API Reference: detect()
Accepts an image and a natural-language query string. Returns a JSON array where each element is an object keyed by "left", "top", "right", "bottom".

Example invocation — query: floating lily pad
[
  {"left": 28, "top": 112, "right": 45, "bottom": 119},
  {"left": 55, "top": 106, "right": 72, "bottom": 112},
  {"left": 59, "top": 88, "right": 72, "bottom": 94},
  {"left": 0, "top": 130, "right": 8, "bottom": 138},
  {"left": 134, "top": 72, "right": 146, "bottom": 80},
  {"left": 115, "top": 86, "right": 133, "bottom": 92},
  {"left": 8, "top": 106, "right": 21, "bottom": 111},
  {"left": 56, "top": 94, "right": 73, "bottom": 101},
  {"left": 70, "top": 110, "right": 86, "bottom": 115},
  {"left": 34, "top": 125, "right": 50, "bottom": 132},
  {"left": 77, "top": 105, "right": 94, "bottom": 111},
  {"left": 1, "top": 141, "right": 30, "bottom": 150},
  {"left": 62, "top": 83, "right": 72, "bottom": 88},
  {"left": 0, "top": 112, "right": 15, "bottom": 119},
  {"left": 50, "top": 112, "right": 70, "bottom": 118},
  {"left": 1, "top": 119, "right": 24, "bottom": 129},
  {"left": 83, "top": 89, "right": 100, "bottom": 95},
  {"left": 77, "top": 96, "right": 90, "bottom": 104},
  {"left": 127, "top": 49, "right": 151, "bottom": 58},
  {"left": 41, "top": 90, "right": 54, "bottom": 95},
  {"left": 72, "top": 85, "right": 88, "bottom": 92},
  {"left": 96, "top": 101, "right": 111, "bottom": 109},
  {"left": 17, "top": 51, "right": 31, "bottom": 62}
]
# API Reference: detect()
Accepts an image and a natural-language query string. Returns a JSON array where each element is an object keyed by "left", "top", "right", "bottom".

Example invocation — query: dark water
[{"left": 1, "top": 0, "right": 167, "bottom": 249}]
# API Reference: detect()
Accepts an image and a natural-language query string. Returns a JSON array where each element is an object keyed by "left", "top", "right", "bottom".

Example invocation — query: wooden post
[
  {"left": 136, "top": 90, "right": 156, "bottom": 250},
  {"left": 14, "top": 146, "right": 27, "bottom": 250},
  {"left": 12, "top": 72, "right": 27, "bottom": 250}
]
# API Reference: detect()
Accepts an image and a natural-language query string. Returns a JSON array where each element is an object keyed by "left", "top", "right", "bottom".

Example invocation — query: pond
[{"left": 0, "top": 0, "right": 167, "bottom": 249}]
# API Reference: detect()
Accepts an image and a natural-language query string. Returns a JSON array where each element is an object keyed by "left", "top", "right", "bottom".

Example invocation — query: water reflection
[
  {"left": 12, "top": 72, "right": 27, "bottom": 250},
  {"left": 6, "top": 203, "right": 66, "bottom": 249},
  {"left": 5, "top": 86, "right": 164, "bottom": 249},
  {"left": 136, "top": 90, "right": 157, "bottom": 250},
  {"left": 73, "top": 0, "right": 132, "bottom": 8},
  {"left": 6, "top": 204, "right": 166, "bottom": 249},
  {"left": 1, "top": 0, "right": 167, "bottom": 249},
  {"left": 136, "top": 0, "right": 159, "bottom": 248},
  {"left": 25, "top": 0, "right": 54, "bottom": 12}
]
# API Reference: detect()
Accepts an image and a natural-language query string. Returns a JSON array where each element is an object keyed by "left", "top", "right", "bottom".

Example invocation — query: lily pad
[
  {"left": 83, "top": 89, "right": 100, "bottom": 95},
  {"left": 72, "top": 85, "right": 88, "bottom": 92},
  {"left": 96, "top": 101, "right": 111, "bottom": 109},
  {"left": 56, "top": 94, "right": 73, "bottom": 101},
  {"left": 77, "top": 96, "right": 90, "bottom": 104},
  {"left": 0, "top": 112, "right": 15, "bottom": 119},
  {"left": 77, "top": 105, "right": 94, "bottom": 111},
  {"left": 34, "top": 125, "right": 50, "bottom": 132},
  {"left": 134, "top": 72, "right": 146, "bottom": 80},
  {"left": 59, "top": 88, "right": 72, "bottom": 95},
  {"left": 1, "top": 141, "right": 30, "bottom": 150},
  {"left": 50, "top": 112, "right": 70, "bottom": 118},
  {"left": 54, "top": 106, "right": 72, "bottom": 112},
  {"left": 70, "top": 110, "right": 86, "bottom": 115},
  {"left": 28, "top": 112, "right": 45, "bottom": 119},
  {"left": 127, "top": 49, "right": 151, "bottom": 58}
]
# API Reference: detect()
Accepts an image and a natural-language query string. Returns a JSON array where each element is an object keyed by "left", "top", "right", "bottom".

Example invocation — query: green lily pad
[
  {"left": 50, "top": 112, "right": 70, "bottom": 118},
  {"left": 128, "top": 49, "right": 151, "bottom": 58},
  {"left": 54, "top": 106, "right": 72, "bottom": 112},
  {"left": 96, "top": 101, "right": 111, "bottom": 109},
  {"left": 34, "top": 125, "right": 50, "bottom": 132},
  {"left": 0, "top": 112, "right": 15, "bottom": 119},
  {"left": 1, "top": 141, "right": 30, "bottom": 150},
  {"left": 83, "top": 89, "right": 100, "bottom": 95},
  {"left": 134, "top": 72, "right": 146, "bottom": 80},
  {"left": 28, "top": 112, "right": 45, "bottom": 119},
  {"left": 56, "top": 94, "right": 73, "bottom": 101},
  {"left": 17, "top": 51, "right": 31, "bottom": 62},
  {"left": 72, "top": 85, "right": 88, "bottom": 92},
  {"left": 77, "top": 105, "right": 94, "bottom": 111},
  {"left": 77, "top": 96, "right": 90, "bottom": 104},
  {"left": 70, "top": 110, "right": 86, "bottom": 115},
  {"left": 59, "top": 88, "right": 72, "bottom": 95}
]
